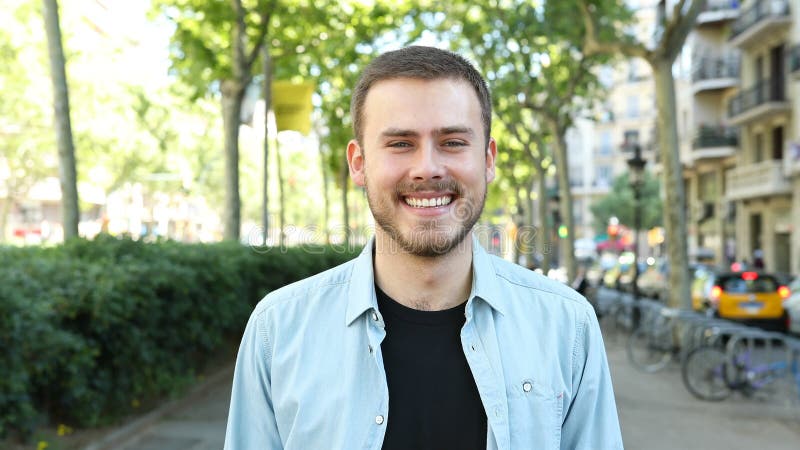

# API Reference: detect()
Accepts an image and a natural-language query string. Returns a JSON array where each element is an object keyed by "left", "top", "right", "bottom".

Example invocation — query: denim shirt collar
[{"left": 345, "top": 234, "right": 507, "bottom": 326}]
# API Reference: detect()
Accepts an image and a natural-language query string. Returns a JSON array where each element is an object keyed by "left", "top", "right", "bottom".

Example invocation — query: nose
[{"left": 408, "top": 140, "right": 445, "bottom": 181}]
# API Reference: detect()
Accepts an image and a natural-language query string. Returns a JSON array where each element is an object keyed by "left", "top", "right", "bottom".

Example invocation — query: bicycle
[
  {"left": 626, "top": 300, "right": 677, "bottom": 373},
  {"left": 682, "top": 330, "right": 800, "bottom": 402},
  {"left": 625, "top": 303, "right": 717, "bottom": 373},
  {"left": 598, "top": 290, "right": 634, "bottom": 343}
]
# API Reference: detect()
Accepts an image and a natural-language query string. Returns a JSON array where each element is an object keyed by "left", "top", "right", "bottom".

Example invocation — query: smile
[{"left": 403, "top": 195, "right": 453, "bottom": 208}]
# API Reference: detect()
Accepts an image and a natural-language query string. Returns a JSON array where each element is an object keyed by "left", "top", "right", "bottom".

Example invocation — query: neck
[{"left": 373, "top": 232, "right": 474, "bottom": 311}]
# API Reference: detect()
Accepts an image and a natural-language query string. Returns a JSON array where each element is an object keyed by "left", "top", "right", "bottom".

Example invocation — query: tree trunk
[
  {"left": 537, "top": 171, "right": 551, "bottom": 273},
  {"left": 42, "top": 0, "right": 79, "bottom": 239},
  {"left": 653, "top": 56, "right": 691, "bottom": 309},
  {"left": 550, "top": 121, "right": 577, "bottom": 282},
  {"left": 0, "top": 197, "right": 11, "bottom": 243},
  {"left": 341, "top": 166, "right": 350, "bottom": 245},
  {"left": 221, "top": 80, "right": 244, "bottom": 241},
  {"left": 261, "top": 46, "right": 272, "bottom": 245},
  {"left": 513, "top": 185, "right": 526, "bottom": 264},
  {"left": 319, "top": 149, "right": 331, "bottom": 244},
  {"left": 526, "top": 178, "right": 536, "bottom": 267},
  {"left": 275, "top": 138, "right": 286, "bottom": 247}
]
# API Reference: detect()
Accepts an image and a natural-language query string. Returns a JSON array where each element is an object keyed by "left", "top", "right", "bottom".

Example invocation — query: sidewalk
[
  {"left": 87, "top": 320, "right": 800, "bottom": 450},
  {"left": 607, "top": 331, "right": 800, "bottom": 449},
  {"left": 90, "top": 366, "right": 233, "bottom": 450}
]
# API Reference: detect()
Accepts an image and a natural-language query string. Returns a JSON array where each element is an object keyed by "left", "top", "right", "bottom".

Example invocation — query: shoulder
[
  {"left": 252, "top": 256, "right": 357, "bottom": 318},
  {"left": 490, "top": 255, "right": 586, "bottom": 302}
]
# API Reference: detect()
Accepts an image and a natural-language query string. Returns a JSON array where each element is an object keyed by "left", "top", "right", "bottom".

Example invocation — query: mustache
[{"left": 394, "top": 179, "right": 463, "bottom": 196}]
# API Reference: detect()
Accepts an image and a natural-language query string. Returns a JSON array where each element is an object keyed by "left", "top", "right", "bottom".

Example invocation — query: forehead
[{"left": 361, "top": 77, "right": 482, "bottom": 136}]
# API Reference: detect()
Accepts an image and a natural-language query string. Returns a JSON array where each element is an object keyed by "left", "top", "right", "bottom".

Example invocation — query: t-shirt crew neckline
[{"left": 375, "top": 285, "right": 467, "bottom": 327}]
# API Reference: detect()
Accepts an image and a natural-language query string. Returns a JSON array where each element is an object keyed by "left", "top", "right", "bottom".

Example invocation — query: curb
[{"left": 83, "top": 364, "right": 234, "bottom": 450}]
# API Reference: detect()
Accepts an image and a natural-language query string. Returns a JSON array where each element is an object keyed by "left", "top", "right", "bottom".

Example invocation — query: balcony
[
  {"left": 697, "top": 0, "right": 740, "bottom": 26},
  {"left": 572, "top": 180, "right": 611, "bottom": 197},
  {"left": 730, "top": 0, "right": 792, "bottom": 49},
  {"left": 692, "top": 125, "right": 738, "bottom": 160},
  {"left": 727, "top": 77, "right": 790, "bottom": 125},
  {"left": 691, "top": 56, "right": 739, "bottom": 94},
  {"left": 725, "top": 159, "right": 791, "bottom": 201}
]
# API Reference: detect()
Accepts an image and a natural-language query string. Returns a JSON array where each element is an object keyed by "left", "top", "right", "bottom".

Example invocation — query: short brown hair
[{"left": 350, "top": 46, "right": 492, "bottom": 145}]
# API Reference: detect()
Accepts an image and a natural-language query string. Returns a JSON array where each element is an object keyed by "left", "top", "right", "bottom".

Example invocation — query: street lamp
[{"left": 627, "top": 144, "right": 646, "bottom": 328}]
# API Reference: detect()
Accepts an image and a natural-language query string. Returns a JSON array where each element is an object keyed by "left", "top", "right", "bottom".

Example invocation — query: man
[{"left": 225, "top": 46, "right": 623, "bottom": 449}]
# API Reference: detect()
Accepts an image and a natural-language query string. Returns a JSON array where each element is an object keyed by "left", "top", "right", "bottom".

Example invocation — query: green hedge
[{"left": 0, "top": 234, "right": 360, "bottom": 439}]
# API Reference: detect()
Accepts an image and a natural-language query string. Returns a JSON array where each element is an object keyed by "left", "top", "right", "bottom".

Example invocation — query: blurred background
[{"left": 2, "top": 0, "right": 800, "bottom": 448}]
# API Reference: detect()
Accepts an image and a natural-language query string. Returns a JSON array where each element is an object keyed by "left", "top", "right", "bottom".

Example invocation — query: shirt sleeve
[
  {"left": 224, "top": 308, "right": 283, "bottom": 450},
  {"left": 561, "top": 306, "right": 624, "bottom": 449}
]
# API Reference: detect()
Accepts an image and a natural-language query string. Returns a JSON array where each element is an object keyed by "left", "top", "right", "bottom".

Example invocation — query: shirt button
[
  {"left": 375, "top": 415, "right": 385, "bottom": 425},
  {"left": 471, "top": 344, "right": 477, "bottom": 352},
  {"left": 371, "top": 311, "right": 379, "bottom": 321},
  {"left": 368, "top": 345, "right": 374, "bottom": 354},
  {"left": 523, "top": 382, "right": 532, "bottom": 393},
  {"left": 494, "top": 406, "right": 501, "bottom": 418}
]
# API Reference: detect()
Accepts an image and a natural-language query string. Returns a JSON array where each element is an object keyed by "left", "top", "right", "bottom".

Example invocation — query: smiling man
[{"left": 224, "top": 46, "right": 623, "bottom": 450}]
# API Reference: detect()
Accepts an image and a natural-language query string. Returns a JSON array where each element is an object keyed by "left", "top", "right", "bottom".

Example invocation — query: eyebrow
[{"left": 380, "top": 126, "right": 475, "bottom": 138}]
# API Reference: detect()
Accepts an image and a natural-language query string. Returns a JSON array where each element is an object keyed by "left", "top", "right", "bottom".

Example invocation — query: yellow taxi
[{"left": 707, "top": 271, "right": 791, "bottom": 332}]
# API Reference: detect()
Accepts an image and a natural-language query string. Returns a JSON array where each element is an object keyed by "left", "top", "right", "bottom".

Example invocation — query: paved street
[
  {"left": 103, "top": 300, "right": 800, "bottom": 450},
  {"left": 112, "top": 367, "right": 232, "bottom": 450},
  {"left": 608, "top": 331, "right": 800, "bottom": 449}
]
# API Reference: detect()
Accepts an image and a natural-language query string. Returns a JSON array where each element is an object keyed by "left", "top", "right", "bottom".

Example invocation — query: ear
[
  {"left": 485, "top": 137, "right": 497, "bottom": 183},
  {"left": 347, "top": 139, "right": 366, "bottom": 187}
]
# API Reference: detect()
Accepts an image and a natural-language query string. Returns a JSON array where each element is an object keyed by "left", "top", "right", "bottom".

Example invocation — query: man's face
[{"left": 347, "top": 77, "right": 496, "bottom": 257}]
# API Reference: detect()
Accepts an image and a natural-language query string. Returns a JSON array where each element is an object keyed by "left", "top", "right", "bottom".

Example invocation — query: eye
[
  {"left": 387, "top": 141, "right": 412, "bottom": 148},
  {"left": 442, "top": 140, "right": 468, "bottom": 148}
]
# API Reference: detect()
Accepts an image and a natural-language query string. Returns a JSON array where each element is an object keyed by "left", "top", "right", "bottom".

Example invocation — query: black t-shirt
[{"left": 376, "top": 285, "right": 488, "bottom": 450}]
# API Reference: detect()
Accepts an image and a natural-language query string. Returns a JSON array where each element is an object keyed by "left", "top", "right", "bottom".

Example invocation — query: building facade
[{"left": 643, "top": 0, "right": 800, "bottom": 276}]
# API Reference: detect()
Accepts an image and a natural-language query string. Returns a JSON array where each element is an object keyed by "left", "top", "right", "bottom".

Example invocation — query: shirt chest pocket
[{"left": 506, "top": 378, "right": 563, "bottom": 449}]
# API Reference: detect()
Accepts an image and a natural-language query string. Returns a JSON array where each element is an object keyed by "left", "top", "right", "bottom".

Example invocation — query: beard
[{"left": 365, "top": 177, "right": 486, "bottom": 258}]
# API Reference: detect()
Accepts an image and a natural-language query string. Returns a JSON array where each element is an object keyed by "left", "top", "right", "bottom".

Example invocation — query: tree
[
  {"left": 519, "top": 48, "right": 606, "bottom": 283},
  {"left": 152, "top": 0, "right": 275, "bottom": 241},
  {"left": 42, "top": 0, "right": 79, "bottom": 239},
  {"left": 276, "top": 4, "right": 418, "bottom": 245},
  {"left": 590, "top": 171, "right": 663, "bottom": 233},
  {"left": 154, "top": 0, "right": 412, "bottom": 243},
  {"left": 576, "top": 0, "right": 704, "bottom": 308},
  {"left": 432, "top": 1, "right": 611, "bottom": 281},
  {"left": 0, "top": 48, "right": 53, "bottom": 242},
  {"left": 492, "top": 106, "right": 555, "bottom": 271}
]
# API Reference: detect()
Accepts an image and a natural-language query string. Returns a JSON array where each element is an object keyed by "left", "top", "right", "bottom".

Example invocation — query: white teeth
[{"left": 404, "top": 196, "right": 453, "bottom": 208}]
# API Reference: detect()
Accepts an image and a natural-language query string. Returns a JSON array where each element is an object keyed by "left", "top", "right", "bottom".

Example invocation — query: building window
[
  {"left": 754, "top": 133, "right": 763, "bottom": 162},
  {"left": 626, "top": 95, "right": 639, "bottom": 118},
  {"left": 628, "top": 59, "right": 638, "bottom": 81},
  {"left": 573, "top": 198, "right": 584, "bottom": 224},
  {"left": 699, "top": 172, "right": 717, "bottom": 200},
  {"left": 772, "top": 126, "right": 784, "bottom": 160},
  {"left": 599, "top": 131, "right": 612, "bottom": 155},
  {"left": 596, "top": 166, "right": 612, "bottom": 187},
  {"left": 624, "top": 130, "right": 640, "bottom": 148}
]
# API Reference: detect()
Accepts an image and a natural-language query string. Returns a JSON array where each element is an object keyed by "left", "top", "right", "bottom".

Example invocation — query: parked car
[
  {"left": 618, "top": 261, "right": 647, "bottom": 294},
  {"left": 602, "top": 252, "right": 634, "bottom": 290},
  {"left": 705, "top": 271, "right": 791, "bottom": 332},
  {"left": 636, "top": 260, "right": 706, "bottom": 303},
  {"left": 784, "top": 277, "right": 800, "bottom": 336},
  {"left": 637, "top": 259, "right": 668, "bottom": 300},
  {"left": 690, "top": 266, "right": 717, "bottom": 311}
]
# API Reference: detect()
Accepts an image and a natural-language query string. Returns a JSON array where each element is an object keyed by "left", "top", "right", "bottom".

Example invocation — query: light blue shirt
[{"left": 225, "top": 237, "right": 623, "bottom": 449}]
